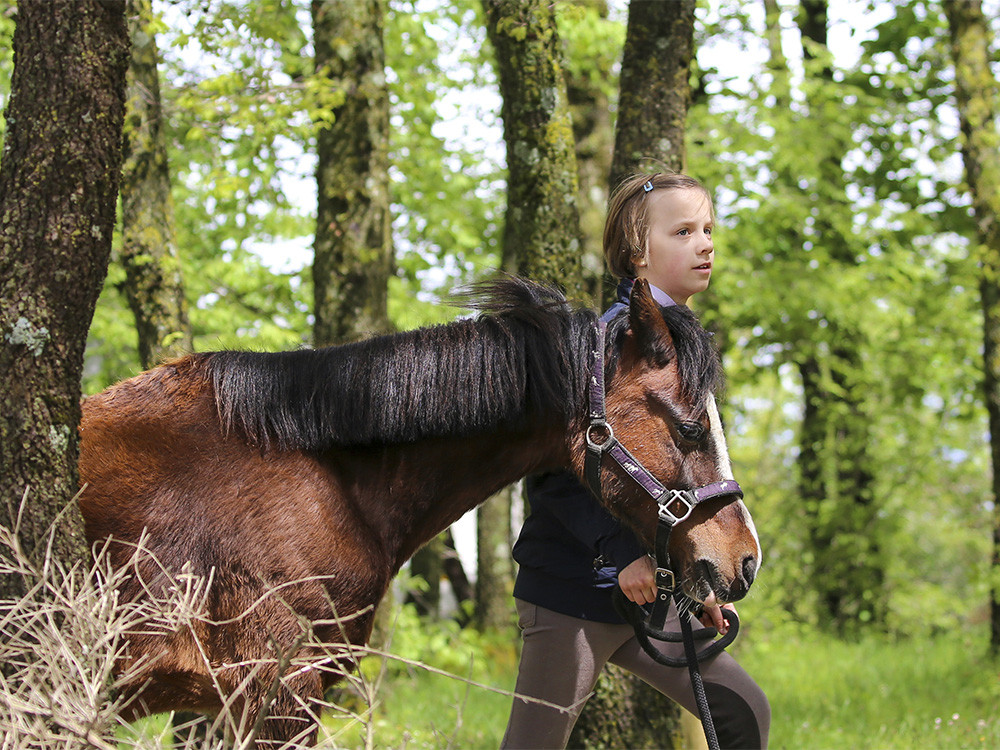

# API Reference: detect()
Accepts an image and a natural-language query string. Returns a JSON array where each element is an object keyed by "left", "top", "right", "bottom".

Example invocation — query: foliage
[
  {"left": 387, "top": 0, "right": 505, "bottom": 320},
  {"left": 687, "top": 0, "right": 992, "bottom": 634},
  {"left": 322, "top": 592, "right": 519, "bottom": 750}
]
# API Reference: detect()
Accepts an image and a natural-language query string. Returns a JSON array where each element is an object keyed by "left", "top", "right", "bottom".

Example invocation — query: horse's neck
[{"left": 339, "top": 420, "right": 572, "bottom": 573}]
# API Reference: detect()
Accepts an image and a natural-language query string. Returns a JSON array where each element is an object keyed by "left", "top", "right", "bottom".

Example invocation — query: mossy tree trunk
[
  {"left": 482, "top": 0, "right": 583, "bottom": 295},
  {"left": 0, "top": 0, "right": 129, "bottom": 597},
  {"left": 478, "top": 0, "right": 584, "bottom": 636},
  {"left": 311, "top": 0, "right": 393, "bottom": 347},
  {"left": 121, "top": 0, "right": 192, "bottom": 369},
  {"left": 608, "top": 0, "right": 695, "bottom": 191},
  {"left": 945, "top": 0, "right": 1000, "bottom": 654}
]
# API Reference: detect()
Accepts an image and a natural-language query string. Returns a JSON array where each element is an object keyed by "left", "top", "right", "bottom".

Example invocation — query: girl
[{"left": 501, "top": 173, "right": 770, "bottom": 750}]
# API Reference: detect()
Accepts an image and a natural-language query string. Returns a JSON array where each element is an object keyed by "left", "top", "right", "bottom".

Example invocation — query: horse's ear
[{"left": 629, "top": 279, "right": 675, "bottom": 365}]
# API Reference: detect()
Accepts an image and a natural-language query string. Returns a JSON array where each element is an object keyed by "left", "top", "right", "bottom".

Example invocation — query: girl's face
[{"left": 635, "top": 187, "right": 714, "bottom": 306}]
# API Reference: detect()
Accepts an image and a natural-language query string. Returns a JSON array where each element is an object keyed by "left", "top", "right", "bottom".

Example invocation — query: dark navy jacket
[{"left": 512, "top": 278, "right": 674, "bottom": 623}]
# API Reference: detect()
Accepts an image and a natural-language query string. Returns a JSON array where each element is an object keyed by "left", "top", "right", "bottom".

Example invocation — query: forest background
[{"left": 1, "top": 0, "right": 1000, "bottom": 748}]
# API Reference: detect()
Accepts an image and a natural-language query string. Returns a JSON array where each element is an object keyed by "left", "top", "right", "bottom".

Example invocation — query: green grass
[
  {"left": 320, "top": 605, "right": 520, "bottom": 749},
  {"left": 733, "top": 627, "right": 1000, "bottom": 750},
  {"left": 321, "top": 615, "right": 1000, "bottom": 750},
  {"left": 114, "top": 613, "right": 1000, "bottom": 749}
]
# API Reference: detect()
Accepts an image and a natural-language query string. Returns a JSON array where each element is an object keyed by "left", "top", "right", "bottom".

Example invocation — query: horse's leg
[{"left": 231, "top": 661, "right": 324, "bottom": 748}]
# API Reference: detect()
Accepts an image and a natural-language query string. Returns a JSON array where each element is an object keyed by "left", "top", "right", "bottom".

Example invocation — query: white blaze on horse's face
[{"left": 706, "top": 394, "right": 762, "bottom": 572}]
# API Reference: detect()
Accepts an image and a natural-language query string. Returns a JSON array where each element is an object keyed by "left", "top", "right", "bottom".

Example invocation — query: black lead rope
[
  {"left": 612, "top": 588, "right": 740, "bottom": 669},
  {"left": 613, "top": 588, "right": 739, "bottom": 750}
]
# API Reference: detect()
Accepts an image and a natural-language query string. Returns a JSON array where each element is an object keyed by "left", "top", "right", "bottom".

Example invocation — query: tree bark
[
  {"left": 945, "top": 0, "right": 1000, "bottom": 654},
  {"left": 609, "top": 0, "right": 695, "bottom": 190},
  {"left": 475, "top": 489, "right": 512, "bottom": 630},
  {"left": 121, "top": 0, "right": 192, "bottom": 369},
  {"left": 311, "top": 0, "right": 393, "bottom": 346},
  {"left": 478, "top": 0, "right": 584, "bottom": 637},
  {"left": 0, "top": 0, "right": 129, "bottom": 595},
  {"left": 482, "top": 0, "right": 582, "bottom": 294}
]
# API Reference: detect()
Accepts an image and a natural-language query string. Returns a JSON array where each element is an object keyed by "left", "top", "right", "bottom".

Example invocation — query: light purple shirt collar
[{"left": 647, "top": 282, "right": 677, "bottom": 308}]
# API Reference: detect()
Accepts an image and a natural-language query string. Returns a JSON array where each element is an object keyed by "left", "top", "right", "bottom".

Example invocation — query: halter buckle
[
  {"left": 655, "top": 566, "right": 677, "bottom": 594},
  {"left": 658, "top": 489, "right": 695, "bottom": 525}
]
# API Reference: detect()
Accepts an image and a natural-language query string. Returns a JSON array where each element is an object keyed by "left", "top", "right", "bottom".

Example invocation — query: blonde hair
[{"left": 603, "top": 172, "right": 713, "bottom": 279}]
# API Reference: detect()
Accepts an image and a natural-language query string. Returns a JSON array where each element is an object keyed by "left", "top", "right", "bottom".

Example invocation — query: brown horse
[{"left": 78, "top": 278, "right": 760, "bottom": 745}]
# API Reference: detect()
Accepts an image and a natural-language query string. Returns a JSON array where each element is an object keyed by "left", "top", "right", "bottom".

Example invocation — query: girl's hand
[
  {"left": 618, "top": 555, "right": 657, "bottom": 605},
  {"left": 698, "top": 592, "right": 736, "bottom": 636}
]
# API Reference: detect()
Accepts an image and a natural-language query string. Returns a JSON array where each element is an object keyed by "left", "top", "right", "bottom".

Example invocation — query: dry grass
[{"left": 0, "top": 494, "right": 554, "bottom": 749}]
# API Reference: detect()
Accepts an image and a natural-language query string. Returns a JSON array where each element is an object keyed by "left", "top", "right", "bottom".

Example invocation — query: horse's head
[{"left": 581, "top": 279, "right": 760, "bottom": 606}]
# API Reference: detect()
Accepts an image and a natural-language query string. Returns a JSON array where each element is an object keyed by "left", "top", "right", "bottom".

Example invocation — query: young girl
[{"left": 501, "top": 173, "right": 770, "bottom": 750}]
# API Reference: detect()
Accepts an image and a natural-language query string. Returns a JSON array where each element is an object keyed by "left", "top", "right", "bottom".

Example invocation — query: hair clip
[{"left": 643, "top": 180, "right": 654, "bottom": 192}]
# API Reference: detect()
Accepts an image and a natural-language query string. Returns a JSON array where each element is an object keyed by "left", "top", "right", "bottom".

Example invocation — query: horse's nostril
[
  {"left": 695, "top": 559, "right": 717, "bottom": 588},
  {"left": 742, "top": 555, "right": 757, "bottom": 586}
]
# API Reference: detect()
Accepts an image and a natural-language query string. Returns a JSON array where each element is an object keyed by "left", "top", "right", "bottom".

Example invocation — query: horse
[{"left": 78, "top": 277, "right": 760, "bottom": 745}]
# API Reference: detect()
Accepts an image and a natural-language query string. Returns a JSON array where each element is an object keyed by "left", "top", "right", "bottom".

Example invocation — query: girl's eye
[{"left": 677, "top": 228, "right": 690, "bottom": 236}]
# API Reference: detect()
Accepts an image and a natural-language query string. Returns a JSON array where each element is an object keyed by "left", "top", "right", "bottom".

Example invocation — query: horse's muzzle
[{"left": 693, "top": 554, "right": 757, "bottom": 604}]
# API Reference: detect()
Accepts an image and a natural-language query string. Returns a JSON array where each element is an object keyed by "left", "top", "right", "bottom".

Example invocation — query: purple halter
[{"left": 583, "top": 318, "right": 742, "bottom": 526}]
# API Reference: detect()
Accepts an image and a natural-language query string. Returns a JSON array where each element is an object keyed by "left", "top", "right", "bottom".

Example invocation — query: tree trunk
[
  {"left": 408, "top": 533, "right": 445, "bottom": 618},
  {"left": 0, "top": 0, "right": 129, "bottom": 596},
  {"left": 609, "top": 0, "right": 695, "bottom": 191},
  {"left": 311, "top": 0, "right": 393, "bottom": 346},
  {"left": 792, "top": 0, "right": 884, "bottom": 634},
  {"left": 797, "top": 347, "right": 883, "bottom": 629},
  {"left": 569, "top": 666, "right": 687, "bottom": 750},
  {"left": 945, "top": 0, "right": 1000, "bottom": 654},
  {"left": 442, "top": 528, "right": 474, "bottom": 610},
  {"left": 121, "top": 0, "right": 192, "bottom": 369},
  {"left": 475, "top": 489, "right": 512, "bottom": 630},
  {"left": 482, "top": 0, "right": 582, "bottom": 295},
  {"left": 479, "top": 0, "right": 584, "bottom": 637}
]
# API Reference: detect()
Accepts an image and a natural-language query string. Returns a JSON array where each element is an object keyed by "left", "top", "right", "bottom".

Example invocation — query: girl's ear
[{"left": 629, "top": 279, "right": 675, "bottom": 366}]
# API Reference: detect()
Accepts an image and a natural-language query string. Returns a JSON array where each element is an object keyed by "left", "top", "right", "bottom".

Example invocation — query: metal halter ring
[{"left": 585, "top": 421, "right": 615, "bottom": 451}]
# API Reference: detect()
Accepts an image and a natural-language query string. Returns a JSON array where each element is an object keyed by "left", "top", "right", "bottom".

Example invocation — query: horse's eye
[{"left": 676, "top": 421, "right": 707, "bottom": 445}]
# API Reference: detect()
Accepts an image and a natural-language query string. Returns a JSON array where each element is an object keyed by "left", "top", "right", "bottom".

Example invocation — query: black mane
[{"left": 203, "top": 278, "right": 721, "bottom": 451}]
